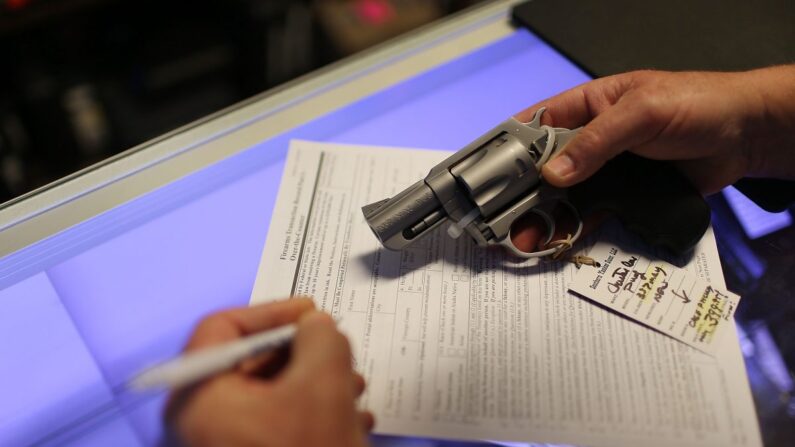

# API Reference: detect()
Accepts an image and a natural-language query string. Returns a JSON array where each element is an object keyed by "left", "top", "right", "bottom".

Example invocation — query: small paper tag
[{"left": 569, "top": 242, "right": 740, "bottom": 356}]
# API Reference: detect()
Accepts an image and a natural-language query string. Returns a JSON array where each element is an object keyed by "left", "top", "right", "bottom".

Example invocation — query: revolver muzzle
[{"left": 362, "top": 180, "right": 448, "bottom": 251}]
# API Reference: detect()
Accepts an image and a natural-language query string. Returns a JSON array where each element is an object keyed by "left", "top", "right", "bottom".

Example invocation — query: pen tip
[{"left": 127, "top": 372, "right": 160, "bottom": 392}]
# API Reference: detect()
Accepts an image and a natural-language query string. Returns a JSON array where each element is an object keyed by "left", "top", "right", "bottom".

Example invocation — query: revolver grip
[{"left": 567, "top": 153, "right": 711, "bottom": 256}]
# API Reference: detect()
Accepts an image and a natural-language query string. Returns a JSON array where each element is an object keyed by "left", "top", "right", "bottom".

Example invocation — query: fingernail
[{"left": 545, "top": 154, "right": 575, "bottom": 179}]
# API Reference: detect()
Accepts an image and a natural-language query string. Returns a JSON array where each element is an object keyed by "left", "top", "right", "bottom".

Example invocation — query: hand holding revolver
[{"left": 364, "top": 67, "right": 795, "bottom": 259}]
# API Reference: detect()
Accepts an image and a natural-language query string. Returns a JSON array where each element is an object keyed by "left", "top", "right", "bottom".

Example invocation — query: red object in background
[
  {"left": 355, "top": 0, "right": 395, "bottom": 25},
  {"left": 6, "top": 0, "right": 31, "bottom": 11}
]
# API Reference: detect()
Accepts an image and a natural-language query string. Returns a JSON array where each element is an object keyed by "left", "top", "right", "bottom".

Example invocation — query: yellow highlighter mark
[
  {"left": 635, "top": 263, "right": 668, "bottom": 302},
  {"left": 688, "top": 286, "right": 728, "bottom": 343}
]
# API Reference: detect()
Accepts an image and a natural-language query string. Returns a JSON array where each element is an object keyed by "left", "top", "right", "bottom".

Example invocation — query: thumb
[{"left": 542, "top": 96, "right": 665, "bottom": 187}]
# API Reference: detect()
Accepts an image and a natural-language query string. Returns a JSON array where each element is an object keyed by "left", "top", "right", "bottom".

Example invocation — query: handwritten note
[{"left": 569, "top": 242, "right": 741, "bottom": 355}]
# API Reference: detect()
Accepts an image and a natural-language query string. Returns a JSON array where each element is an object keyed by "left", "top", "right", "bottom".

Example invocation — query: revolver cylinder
[{"left": 450, "top": 132, "right": 540, "bottom": 217}]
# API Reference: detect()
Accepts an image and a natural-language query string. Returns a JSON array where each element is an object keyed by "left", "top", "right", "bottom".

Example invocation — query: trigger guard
[
  {"left": 532, "top": 209, "right": 556, "bottom": 246},
  {"left": 500, "top": 203, "right": 584, "bottom": 259}
]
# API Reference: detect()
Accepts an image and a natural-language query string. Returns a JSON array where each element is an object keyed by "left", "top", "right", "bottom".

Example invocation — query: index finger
[
  {"left": 514, "top": 73, "right": 631, "bottom": 128},
  {"left": 288, "top": 311, "right": 353, "bottom": 378},
  {"left": 185, "top": 298, "right": 315, "bottom": 351},
  {"left": 510, "top": 208, "right": 610, "bottom": 254}
]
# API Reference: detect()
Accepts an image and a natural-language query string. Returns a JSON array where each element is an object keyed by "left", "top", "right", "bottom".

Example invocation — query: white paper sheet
[
  {"left": 569, "top": 242, "right": 741, "bottom": 356},
  {"left": 251, "top": 140, "right": 762, "bottom": 447}
]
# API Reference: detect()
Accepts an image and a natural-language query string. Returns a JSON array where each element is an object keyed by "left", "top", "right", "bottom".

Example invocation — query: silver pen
[{"left": 129, "top": 323, "right": 297, "bottom": 391}]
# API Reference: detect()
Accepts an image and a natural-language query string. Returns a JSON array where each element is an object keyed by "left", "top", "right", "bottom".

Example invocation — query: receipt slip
[{"left": 569, "top": 243, "right": 741, "bottom": 356}]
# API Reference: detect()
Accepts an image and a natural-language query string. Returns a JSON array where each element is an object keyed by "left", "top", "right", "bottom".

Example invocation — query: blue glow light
[
  {"left": 723, "top": 186, "right": 792, "bottom": 239},
  {"left": 0, "top": 29, "right": 589, "bottom": 445}
]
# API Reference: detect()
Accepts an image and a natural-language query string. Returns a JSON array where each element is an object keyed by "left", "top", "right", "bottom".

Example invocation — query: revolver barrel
[{"left": 362, "top": 180, "right": 447, "bottom": 251}]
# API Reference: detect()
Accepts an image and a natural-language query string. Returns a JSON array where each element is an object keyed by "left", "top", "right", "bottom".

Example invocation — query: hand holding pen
[{"left": 161, "top": 298, "right": 373, "bottom": 447}]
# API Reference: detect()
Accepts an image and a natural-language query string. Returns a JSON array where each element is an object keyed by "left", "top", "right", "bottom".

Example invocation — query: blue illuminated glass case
[{"left": 0, "top": 3, "right": 592, "bottom": 445}]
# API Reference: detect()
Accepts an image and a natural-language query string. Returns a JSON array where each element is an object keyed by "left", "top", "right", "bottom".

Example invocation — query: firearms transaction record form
[{"left": 251, "top": 140, "right": 761, "bottom": 447}]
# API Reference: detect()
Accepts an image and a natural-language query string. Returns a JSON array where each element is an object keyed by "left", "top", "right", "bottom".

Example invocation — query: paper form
[{"left": 251, "top": 140, "right": 762, "bottom": 447}]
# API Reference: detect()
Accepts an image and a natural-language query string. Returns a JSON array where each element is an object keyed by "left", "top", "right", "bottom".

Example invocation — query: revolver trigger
[{"left": 501, "top": 202, "right": 585, "bottom": 259}]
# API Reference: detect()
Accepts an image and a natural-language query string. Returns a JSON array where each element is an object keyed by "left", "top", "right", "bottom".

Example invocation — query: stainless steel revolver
[{"left": 361, "top": 108, "right": 711, "bottom": 259}]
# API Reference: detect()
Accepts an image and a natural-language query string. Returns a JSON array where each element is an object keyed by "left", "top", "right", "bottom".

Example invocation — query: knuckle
[
  {"left": 627, "top": 69, "right": 658, "bottom": 85},
  {"left": 632, "top": 88, "right": 663, "bottom": 111},
  {"left": 194, "top": 314, "right": 228, "bottom": 335},
  {"left": 629, "top": 90, "right": 669, "bottom": 129}
]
